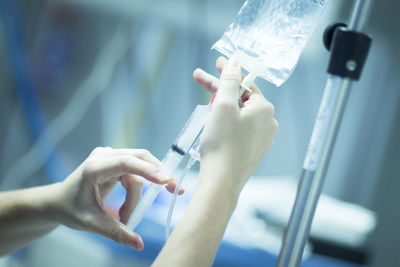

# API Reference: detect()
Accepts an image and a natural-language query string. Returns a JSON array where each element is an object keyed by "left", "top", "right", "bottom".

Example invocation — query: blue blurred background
[{"left": 0, "top": 0, "right": 399, "bottom": 266}]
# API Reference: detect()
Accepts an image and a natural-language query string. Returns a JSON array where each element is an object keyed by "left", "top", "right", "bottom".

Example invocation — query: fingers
[
  {"left": 90, "top": 211, "right": 144, "bottom": 250},
  {"left": 165, "top": 178, "right": 185, "bottom": 195},
  {"left": 82, "top": 155, "right": 170, "bottom": 185},
  {"left": 119, "top": 174, "right": 144, "bottom": 224},
  {"left": 242, "top": 92, "right": 274, "bottom": 114},
  {"left": 192, "top": 56, "right": 230, "bottom": 95},
  {"left": 116, "top": 149, "right": 160, "bottom": 166},
  {"left": 217, "top": 56, "right": 266, "bottom": 98},
  {"left": 194, "top": 57, "right": 259, "bottom": 103},
  {"left": 241, "top": 93, "right": 276, "bottom": 127},
  {"left": 193, "top": 68, "right": 220, "bottom": 94},
  {"left": 90, "top": 147, "right": 161, "bottom": 166},
  {"left": 213, "top": 58, "right": 242, "bottom": 108},
  {"left": 192, "top": 56, "right": 229, "bottom": 93},
  {"left": 216, "top": 56, "right": 228, "bottom": 73}
]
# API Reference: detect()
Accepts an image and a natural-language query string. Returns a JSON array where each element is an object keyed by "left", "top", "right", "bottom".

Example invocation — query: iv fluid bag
[{"left": 212, "top": 0, "right": 328, "bottom": 86}]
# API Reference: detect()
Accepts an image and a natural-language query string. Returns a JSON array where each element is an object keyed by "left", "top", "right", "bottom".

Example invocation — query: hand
[
  {"left": 54, "top": 147, "right": 182, "bottom": 250},
  {"left": 153, "top": 58, "right": 278, "bottom": 266},
  {"left": 193, "top": 57, "right": 278, "bottom": 193}
]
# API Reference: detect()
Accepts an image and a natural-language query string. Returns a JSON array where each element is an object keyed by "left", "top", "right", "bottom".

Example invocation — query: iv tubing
[{"left": 165, "top": 156, "right": 198, "bottom": 241}]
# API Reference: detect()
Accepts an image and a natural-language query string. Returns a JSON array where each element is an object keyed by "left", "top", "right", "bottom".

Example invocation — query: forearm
[
  {"left": 0, "top": 183, "right": 62, "bottom": 255},
  {"left": 153, "top": 162, "right": 241, "bottom": 266}
]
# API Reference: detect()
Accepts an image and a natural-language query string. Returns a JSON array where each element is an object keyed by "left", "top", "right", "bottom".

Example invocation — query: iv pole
[{"left": 276, "top": 0, "right": 373, "bottom": 266}]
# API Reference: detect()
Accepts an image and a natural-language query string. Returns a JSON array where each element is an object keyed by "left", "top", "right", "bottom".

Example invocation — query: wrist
[
  {"left": 8, "top": 183, "right": 65, "bottom": 228},
  {"left": 198, "top": 156, "right": 245, "bottom": 204},
  {"left": 199, "top": 153, "right": 250, "bottom": 195},
  {"left": 47, "top": 180, "right": 81, "bottom": 228},
  {"left": 36, "top": 183, "right": 65, "bottom": 226}
]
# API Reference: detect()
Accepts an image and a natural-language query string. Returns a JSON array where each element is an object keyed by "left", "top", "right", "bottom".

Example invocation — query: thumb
[
  {"left": 214, "top": 58, "right": 241, "bottom": 107},
  {"left": 92, "top": 211, "right": 144, "bottom": 250}
]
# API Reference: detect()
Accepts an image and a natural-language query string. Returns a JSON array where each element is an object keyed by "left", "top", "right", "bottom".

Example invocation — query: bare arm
[
  {"left": 0, "top": 148, "right": 181, "bottom": 256},
  {"left": 0, "top": 184, "right": 61, "bottom": 255},
  {"left": 153, "top": 165, "right": 240, "bottom": 266},
  {"left": 153, "top": 57, "right": 278, "bottom": 266}
]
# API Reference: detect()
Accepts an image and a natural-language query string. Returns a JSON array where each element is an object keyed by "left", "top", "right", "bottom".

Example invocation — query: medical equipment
[
  {"left": 212, "top": 0, "right": 329, "bottom": 87},
  {"left": 165, "top": 140, "right": 200, "bottom": 241},
  {"left": 129, "top": 2, "right": 365, "bottom": 258},
  {"left": 128, "top": 0, "right": 331, "bottom": 240},
  {"left": 127, "top": 80, "right": 257, "bottom": 233},
  {"left": 277, "top": 0, "right": 373, "bottom": 266},
  {"left": 126, "top": 104, "right": 210, "bottom": 231},
  {"left": 212, "top": 0, "right": 373, "bottom": 265},
  {"left": 127, "top": 76, "right": 256, "bottom": 232}
]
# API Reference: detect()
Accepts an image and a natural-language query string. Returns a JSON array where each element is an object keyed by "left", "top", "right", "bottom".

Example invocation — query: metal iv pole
[{"left": 276, "top": 0, "right": 373, "bottom": 266}]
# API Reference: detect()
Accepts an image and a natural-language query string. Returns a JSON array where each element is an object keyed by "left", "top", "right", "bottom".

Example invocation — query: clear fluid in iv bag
[{"left": 213, "top": 0, "right": 328, "bottom": 86}]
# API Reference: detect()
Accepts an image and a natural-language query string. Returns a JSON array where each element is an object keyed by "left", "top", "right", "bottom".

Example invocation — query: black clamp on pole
[{"left": 323, "top": 23, "right": 372, "bottom": 81}]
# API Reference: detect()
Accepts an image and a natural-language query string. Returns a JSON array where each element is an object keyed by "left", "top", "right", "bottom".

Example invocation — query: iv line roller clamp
[{"left": 277, "top": 1, "right": 373, "bottom": 267}]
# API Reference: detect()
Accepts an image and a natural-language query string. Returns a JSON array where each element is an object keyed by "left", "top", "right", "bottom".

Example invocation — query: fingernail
[
  {"left": 120, "top": 225, "right": 144, "bottom": 250},
  {"left": 128, "top": 240, "right": 139, "bottom": 249},
  {"left": 229, "top": 58, "right": 239, "bottom": 68},
  {"left": 130, "top": 236, "right": 143, "bottom": 250},
  {"left": 128, "top": 239, "right": 141, "bottom": 250}
]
